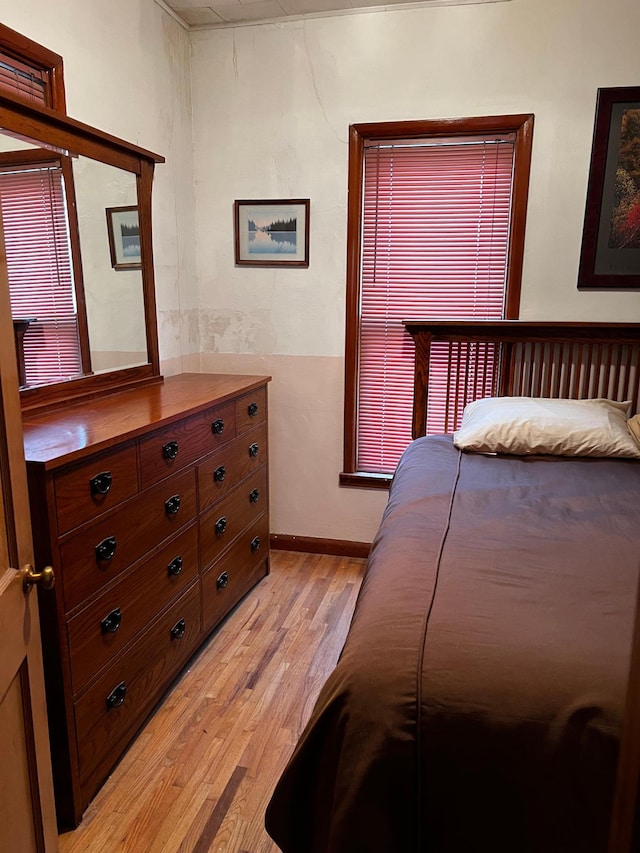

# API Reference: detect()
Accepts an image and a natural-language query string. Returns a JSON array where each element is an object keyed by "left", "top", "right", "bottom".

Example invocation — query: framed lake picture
[
  {"left": 234, "top": 199, "right": 310, "bottom": 267},
  {"left": 577, "top": 87, "right": 640, "bottom": 288},
  {"left": 106, "top": 205, "right": 142, "bottom": 270}
]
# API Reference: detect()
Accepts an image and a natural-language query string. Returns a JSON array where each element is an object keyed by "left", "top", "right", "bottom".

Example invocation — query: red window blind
[
  {"left": 0, "top": 51, "right": 48, "bottom": 105},
  {"left": 0, "top": 163, "right": 82, "bottom": 386},
  {"left": 358, "top": 135, "right": 515, "bottom": 474}
]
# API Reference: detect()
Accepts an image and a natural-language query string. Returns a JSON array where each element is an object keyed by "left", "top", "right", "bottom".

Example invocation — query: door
[{"left": 0, "top": 219, "right": 58, "bottom": 851}]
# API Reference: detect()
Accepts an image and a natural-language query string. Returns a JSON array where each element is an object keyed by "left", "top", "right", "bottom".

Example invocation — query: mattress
[{"left": 265, "top": 435, "right": 640, "bottom": 853}]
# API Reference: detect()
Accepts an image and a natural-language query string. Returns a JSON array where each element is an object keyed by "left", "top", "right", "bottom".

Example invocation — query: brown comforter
[{"left": 265, "top": 436, "right": 640, "bottom": 853}]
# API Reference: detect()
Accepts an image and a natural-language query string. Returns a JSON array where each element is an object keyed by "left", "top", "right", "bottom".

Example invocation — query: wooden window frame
[
  {"left": 340, "top": 115, "right": 534, "bottom": 489},
  {"left": 0, "top": 22, "right": 66, "bottom": 112},
  {"left": 0, "top": 149, "right": 91, "bottom": 384}
]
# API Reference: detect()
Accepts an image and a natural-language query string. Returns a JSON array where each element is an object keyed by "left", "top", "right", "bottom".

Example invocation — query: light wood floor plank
[{"left": 58, "top": 550, "right": 365, "bottom": 853}]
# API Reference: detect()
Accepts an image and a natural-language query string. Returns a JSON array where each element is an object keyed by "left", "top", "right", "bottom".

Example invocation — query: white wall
[
  {"left": 6, "top": 0, "right": 640, "bottom": 545},
  {"left": 1, "top": 0, "right": 197, "bottom": 367},
  {"left": 190, "top": 0, "right": 640, "bottom": 542}
]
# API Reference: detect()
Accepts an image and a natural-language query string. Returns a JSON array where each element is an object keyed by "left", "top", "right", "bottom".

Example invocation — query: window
[
  {"left": 0, "top": 24, "right": 81, "bottom": 388},
  {"left": 0, "top": 22, "right": 66, "bottom": 111},
  {"left": 0, "top": 51, "right": 49, "bottom": 105},
  {"left": 341, "top": 116, "right": 534, "bottom": 488},
  {"left": 1, "top": 157, "right": 88, "bottom": 387}
]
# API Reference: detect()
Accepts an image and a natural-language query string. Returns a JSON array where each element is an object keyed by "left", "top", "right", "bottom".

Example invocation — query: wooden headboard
[{"left": 402, "top": 321, "right": 640, "bottom": 440}]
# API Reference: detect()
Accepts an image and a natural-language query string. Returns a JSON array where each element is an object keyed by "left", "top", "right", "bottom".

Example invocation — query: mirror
[
  {"left": 0, "top": 90, "right": 163, "bottom": 411},
  {"left": 73, "top": 157, "right": 147, "bottom": 374}
]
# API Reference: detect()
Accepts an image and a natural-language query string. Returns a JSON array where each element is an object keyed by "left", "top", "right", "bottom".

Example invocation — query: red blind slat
[
  {"left": 357, "top": 137, "right": 515, "bottom": 473},
  {"left": 1, "top": 164, "right": 82, "bottom": 385},
  {"left": 0, "top": 52, "right": 47, "bottom": 105}
]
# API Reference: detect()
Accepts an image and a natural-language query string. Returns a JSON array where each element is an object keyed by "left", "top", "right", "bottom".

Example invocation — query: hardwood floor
[{"left": 58, "top": 550, "right": 366, "bottom": 853}]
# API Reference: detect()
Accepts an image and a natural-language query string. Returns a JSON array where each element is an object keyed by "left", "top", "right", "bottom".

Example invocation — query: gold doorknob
[{"left": 22, "top": 564, "right": 55, "bottom": 593}]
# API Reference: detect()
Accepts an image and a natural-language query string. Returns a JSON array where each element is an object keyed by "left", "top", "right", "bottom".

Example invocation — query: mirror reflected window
[
  {"left": 0, "top": 21, "right": 66, "bottom": 112},
  {"left": 1, "top": 154, "right": 87, "bottom": 387}
]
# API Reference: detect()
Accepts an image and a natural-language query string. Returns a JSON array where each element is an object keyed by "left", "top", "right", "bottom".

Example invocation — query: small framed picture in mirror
[{"left": 106, "top": 206, "right": 142, "bottom": 270}]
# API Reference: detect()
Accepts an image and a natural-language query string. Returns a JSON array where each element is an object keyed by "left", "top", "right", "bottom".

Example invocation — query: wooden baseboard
[{"left": 270, "top": 534, "right": 371, "bottom": 559}]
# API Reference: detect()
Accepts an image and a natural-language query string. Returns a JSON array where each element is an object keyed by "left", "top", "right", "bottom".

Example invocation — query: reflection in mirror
[
  {"left": 73, "top": 157, "right": 147, "bottom": 374},
  {"left": 0, "top": 89, "right": 163, "bottom": 409},
  {"left": 0, "top": 134, "right": 81, "bottom": 389},
  {"left": 0, "top": 128, "right": 149, "bottom": 390}
]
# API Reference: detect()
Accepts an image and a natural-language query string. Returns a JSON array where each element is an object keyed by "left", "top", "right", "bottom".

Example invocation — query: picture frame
[
  {"left": 106, "top": 205, "right": 142, "bottom": 270},
  {"left": 234, "top": 199, "right": 310, "bottom": 267},
  {"left": 577, "top": 86, "right": 640, "bottom": 289}
]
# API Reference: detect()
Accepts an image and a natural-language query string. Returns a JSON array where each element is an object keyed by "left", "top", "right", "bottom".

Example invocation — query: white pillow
[
  {"left": 629, "top": 414, "right": 640, "bottom": 445},
  {"left": 453, "top": 396, "right": 640, "bottom": 458}
]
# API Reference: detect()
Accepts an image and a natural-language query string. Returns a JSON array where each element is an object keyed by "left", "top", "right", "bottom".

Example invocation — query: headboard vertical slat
[
  {"left": 462, "top": 343, "right": 469, "bottom": 415},
  {"left": 629, "top": 347, "right": 638, "bottom": 413},
  {"left": 453, "top": 342, "right": 463, "bottom": 432},
  {"left": 534, "top": 342, "right": 544, "bottom": 397},
  {"left": 499, "top": 342, "right": 512, "bottom": 397},
  {"left": 569, "top": 343, "right": 580, "bottom": 400},
  {"left": 493, "top": 344, "right": 502, "bottom": 398},
  {"left": 592, "top": 343, "right": 603, "bottom": 398},
  {"left": 403, "top": 321, "right": 640, "bottom": 439},
  {"left": 613, "top": 345, "right": 624, "bottom": 403},
  {"left": 558, "top": 343, "right": 569, "bottom": 399},
  {"left": 444, "top": 343, "right": 453, "bottom": 434},
  {"left": 604, "top": 344, "right": 612, "bottom": 397},
  {"left": 581, "top": 344, "right": 594, "bottom": 400},
  {"left": 523, "top": 343, "right": 532, "bottom": 396},
  {"left": 541, "top": 343, "right": 552, "bottom": 399},
  {"left": 529, "top": 343, "right": 536, "bottom": 396},
  {"left": 410, "top": 328, "right": 431, "bottom": 440},
  {"left": 624, "top": 346, "right": 633, "bottom": 408},
  {"left": 471, "top": 343, "right": 481, "bottom": 408}
]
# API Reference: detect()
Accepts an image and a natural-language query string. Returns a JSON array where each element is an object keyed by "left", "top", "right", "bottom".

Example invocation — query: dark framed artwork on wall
[
  {"left": 106, "top": 205, "right": 141, "bottom": 270},
  {"left": 578, "top": 86, "right": 640, "bottom": 289},
  {"left": 234, "top": 199, "right": 310, "bottom": 267}
]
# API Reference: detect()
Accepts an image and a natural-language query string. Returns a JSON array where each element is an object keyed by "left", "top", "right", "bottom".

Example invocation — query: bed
[{"left": 265, "top": 321, "right": 640, "bottom": 853}]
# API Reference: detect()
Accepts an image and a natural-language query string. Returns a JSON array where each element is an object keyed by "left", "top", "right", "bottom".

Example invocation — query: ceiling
[{"left": 159, "top": 0, "right": 501, "bottom": 30}]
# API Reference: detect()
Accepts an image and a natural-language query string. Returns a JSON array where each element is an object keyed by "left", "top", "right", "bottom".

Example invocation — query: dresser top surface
[{"left": 22, "top": 373, "right": 271, "bottom": 468}]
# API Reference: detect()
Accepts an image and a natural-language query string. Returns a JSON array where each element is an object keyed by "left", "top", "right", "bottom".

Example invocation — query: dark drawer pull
[
  {"left": 215, "top": 516, "right": 227, "bottom": 536},
  {"left": 100, "top": 608, "right": 122, "bottom": 634},
  {"left": 170, "top": 618, "right": 186, "bottom": 640},
  {"left": 216, "top": 571, "right": 229, "bottom": 590},
  {"left": 95, "top": 536, "right": 117, "bottom": 562},
  {"left": 165, "top": 494, "right": 181, "bottom": 515},
  {"left": 162, "top": 440, "right": 179, "bottom": 460},
  {"left": 106, "top": 681, "right": 126, "bottom": 710},
  {"left": 214, "top": 465, "right": 226, "bottom": 482},
  {"left": 249, "top": 488, "right": 260, "bottom": 503},
  {"left": 90, "top": 471, "right": 112, "bottom": 496},
  {"left": 247, "top": 402, "right": 259, "bottom": 417},
  {"left": 167, "top": 556, "right": 183, "bottom": 577},
  {"left": 249, "top": 443, "right": 259, "bottom": 458},
  {"left": 211, "top": 419, "right": 225, "bottom": 435},
  {"left": 251, "top": 536, "right": 261, "bottom": 553}
]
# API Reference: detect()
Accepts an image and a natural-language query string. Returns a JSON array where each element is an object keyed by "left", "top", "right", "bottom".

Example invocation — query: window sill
[{"left": 339, "top": 471, "right": 392, "bottom": 490}]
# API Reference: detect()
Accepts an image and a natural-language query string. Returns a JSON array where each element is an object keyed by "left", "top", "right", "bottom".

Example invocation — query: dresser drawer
[
  {"left": 60, "top": 468, "right": 197, "bottom": 612},
  {"left": 198, "top": 423, "right": 268, "bottom": 511},
  {"left": 67, "top": 523, "right": 199, "bottom": 694},
  {"left": 235, "top": 387, "right": 267, "bottom": 435},
  {"left": 201, "top": 512, "right": 269, "bottom": 632},
  {"left": 54, "top": 444, "right": 138, "bottom": 535},
  {"left": 138, "top": 400, "right": 236, "bottom": 489},
  {"left": 200, "top": 467, "right": 267, "bottom": 571},
  {"left": 76, "top": 581, "right": 201, "bottom": 809}
]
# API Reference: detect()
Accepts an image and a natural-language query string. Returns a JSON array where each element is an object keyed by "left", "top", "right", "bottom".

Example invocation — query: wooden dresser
[{"left": 22, "top": 373, "right": 270, "bottom": 828}]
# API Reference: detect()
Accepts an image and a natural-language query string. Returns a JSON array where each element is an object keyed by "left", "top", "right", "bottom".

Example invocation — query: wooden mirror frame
[{"left": 0, "top": 88, "right": 165, "bottom": 413}]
